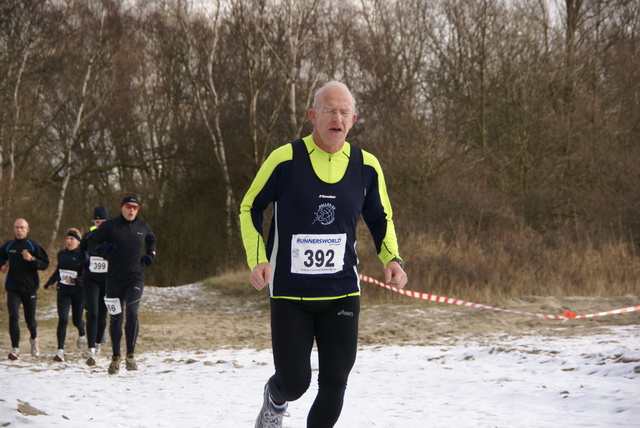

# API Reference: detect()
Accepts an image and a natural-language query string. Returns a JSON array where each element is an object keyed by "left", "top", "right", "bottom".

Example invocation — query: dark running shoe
[
  {"left": 125, "top": 353, "right": 138, "bottom": 371},
  {"left": 108, "top": 355, "right": 121, "bottom": 374}
]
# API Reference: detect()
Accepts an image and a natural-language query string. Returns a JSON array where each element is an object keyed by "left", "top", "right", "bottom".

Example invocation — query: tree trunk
[{"left": 49, "top": 12, "right": 105, "bottom": 247}]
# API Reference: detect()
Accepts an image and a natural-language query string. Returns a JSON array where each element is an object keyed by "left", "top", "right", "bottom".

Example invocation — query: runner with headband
[{"left": 44, "top": 228, "right": 87, "bottom": 362}]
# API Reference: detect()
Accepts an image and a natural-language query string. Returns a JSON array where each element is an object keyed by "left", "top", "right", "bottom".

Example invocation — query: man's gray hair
[{"left": 313, "top": 81, "right": 357, "bottom": 113}]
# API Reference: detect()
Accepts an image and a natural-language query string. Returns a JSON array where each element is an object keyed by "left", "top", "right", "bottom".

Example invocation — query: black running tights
[
  {"left": 83, "top": 278, "right": 108, "bottom": 349},
  {"left": 107, "top": 280, "right": 144, "bottom": 356},
  {"left": 268, "top": 296, "right": 360, "bottom": 428},
  {"left": 56, "top": 288, "right": 86, "bottom": 349},
  {"left": 7, "top": 290, "right": 37, "bottom": 348}
]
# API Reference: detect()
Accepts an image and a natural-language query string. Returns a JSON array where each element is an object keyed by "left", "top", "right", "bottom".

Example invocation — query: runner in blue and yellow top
[{"left": 240, "top": 81, "right": 407, "bottom": 428}]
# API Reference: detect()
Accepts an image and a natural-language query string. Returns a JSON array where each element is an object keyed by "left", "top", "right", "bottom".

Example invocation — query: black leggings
[
  {"left": 56, "top": 288, "right": 86, "bottom": 349},
  {"left": 83, "top": 278, "right": 108, "bottom": 348},
  {"left": 7, "top": 290, "right": 38, "bottom": 348},
  {"left": 268, "top": 296, "right": 360, "bottom": 428},
  {"left": 107, "top": 280, "right": 144, "bottom": 356}
]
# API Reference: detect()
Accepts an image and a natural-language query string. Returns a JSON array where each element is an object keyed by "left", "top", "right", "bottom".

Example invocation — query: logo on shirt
[{"left": 312, "top": 203, "right": 336, "bottom": 226}]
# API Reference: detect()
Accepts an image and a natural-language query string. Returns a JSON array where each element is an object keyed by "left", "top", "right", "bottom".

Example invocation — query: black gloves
[
  {"left": 141, "top": 252, "right": 154, "bottom": 266},
  {"left": 100, "top": 243, "right": 117, "bottom": 255}
]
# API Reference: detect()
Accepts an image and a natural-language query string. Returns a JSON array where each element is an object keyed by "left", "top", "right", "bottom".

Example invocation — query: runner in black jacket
[
  {"left": 80, "top": 206, "right": 110, "bottom": 366},
  {"left": 44, "top": 228, "right": 86, "bottom": 362},
  {"left": 0, "top": 218, "right": 50, "bottom": 360},
  {"left": 89, "top": 193, "right": 156, "bottom": 374}
]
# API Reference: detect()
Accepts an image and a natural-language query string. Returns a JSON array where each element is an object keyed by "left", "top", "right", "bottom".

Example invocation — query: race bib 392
[{"left": 290, "top": 233, "right": 346, "bottom": 275}]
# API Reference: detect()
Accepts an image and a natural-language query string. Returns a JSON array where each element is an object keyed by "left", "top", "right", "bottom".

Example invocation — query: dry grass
[
  {"left": 1, "top": 230, "right": 638, "bottom": 316},
  {"left": 371, "top": 228, "right": 640, "bottom": 304},
  {"left": 201, "top": 270, "right": 269, "bottom": 304},
  {"left": 165, "top": 226, "right": 640, "bottom": 304},
  {"left": 204, "top": 226, "right": 639, "bottom": 307}
]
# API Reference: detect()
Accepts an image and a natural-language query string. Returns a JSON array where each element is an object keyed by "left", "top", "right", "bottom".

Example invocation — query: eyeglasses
[
  {"left": 124, "top": 203, "right": 139, "bottom": 211},
  {"left": 318, "top": 108, "right": 353, "bottom": 118}
]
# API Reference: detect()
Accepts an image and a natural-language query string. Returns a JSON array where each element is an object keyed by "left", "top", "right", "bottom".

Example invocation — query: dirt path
[
  {"left": 2, "top": 283, "right": 638, "bottom": 358},
  {"left": 137, "top": 285, "right": 640, "bottom": 353}
]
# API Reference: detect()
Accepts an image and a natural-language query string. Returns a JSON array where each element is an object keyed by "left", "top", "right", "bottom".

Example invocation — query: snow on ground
[{"left": 1, "top": 283, "right": 639, "bottom": 427}]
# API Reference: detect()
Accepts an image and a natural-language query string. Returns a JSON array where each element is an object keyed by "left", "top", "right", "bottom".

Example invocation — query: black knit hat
[{"left": 93, "top": 206, "right": 109, "bottom": 220}]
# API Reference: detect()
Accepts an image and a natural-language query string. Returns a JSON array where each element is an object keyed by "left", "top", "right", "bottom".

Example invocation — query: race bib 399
[{"left": 89, "top": 256, "right": 108, "bottom": 273}]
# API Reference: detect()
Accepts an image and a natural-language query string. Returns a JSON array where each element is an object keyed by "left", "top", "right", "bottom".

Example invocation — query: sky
[{"left": 1, "top": 285, "right": 639, "bottom": 427}]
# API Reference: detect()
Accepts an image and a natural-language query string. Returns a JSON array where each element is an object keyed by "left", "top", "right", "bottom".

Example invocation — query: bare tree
[
  {"left": 226, "top": 0, "right": 332, "bottom": 171},
  {"left": 0, "top": 0, "right": 637, "bottom": 286},
  {"left": 0, "top": 0, "right": 50, "bottom": 204},
  {"left": 227, "top": 0, "right": 287, "bottom": 170},
  {"left": 557, "top": 0, "right": 584, "bottom": 179},
  {"left": 46, "top": 3, "right": 113, "bottom": 246},
  {"left": 173, "top": 0, "right": 239, "bottom": 250}
]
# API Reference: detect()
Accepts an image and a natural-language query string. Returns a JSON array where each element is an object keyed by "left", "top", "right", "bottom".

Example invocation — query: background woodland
[{"left": 1, "top": 0, "right": 638, "bottom": 298}]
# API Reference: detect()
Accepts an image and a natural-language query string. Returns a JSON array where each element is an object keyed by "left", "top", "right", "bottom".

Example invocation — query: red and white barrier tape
[
  {"left": 359, "top": 274, "right": 640, "bottom": 322},
  {"left": 562, "top": 306, "right": 640, "bottom": 319}
]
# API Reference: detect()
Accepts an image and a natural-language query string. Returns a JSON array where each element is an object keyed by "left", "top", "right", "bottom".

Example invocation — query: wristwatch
[{"left": 390, "top": 258, "right": 404, "bottom": 269}]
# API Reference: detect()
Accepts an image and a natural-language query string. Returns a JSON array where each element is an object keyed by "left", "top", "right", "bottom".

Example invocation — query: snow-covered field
[
  {"left": 1, "top": 282, "right": 639, "bottom": 427},
  {"left": 2, "top": 325, "right": 638, "bottom": 427}
]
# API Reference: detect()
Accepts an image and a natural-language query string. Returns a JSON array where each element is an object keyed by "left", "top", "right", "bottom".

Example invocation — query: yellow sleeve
[
  {"left": 362, "top": 150, "right": 403, "bottom": 267},
  {"left": 239, "top": 144, "right": 293, "bottom": 269}
]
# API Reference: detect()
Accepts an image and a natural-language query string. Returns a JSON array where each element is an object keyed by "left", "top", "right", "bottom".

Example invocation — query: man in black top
[
  {"left": 81, "top": 206, "right": 110, "bottom": 366},
  {"left": 0, "top": 218, "right": 50, "bottom": 360},
  {"left": 90, "top": 193, "right": 156, "bottom": 374}
]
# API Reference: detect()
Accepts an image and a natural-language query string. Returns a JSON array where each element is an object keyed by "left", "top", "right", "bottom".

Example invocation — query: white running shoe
[
  {"left": 30, "top": 338, "right": 40, "bottom": 357},
  {"left": 86, "top": 348, "right": 96, "bottom": 366},
  {"left": 53, "top": 349, "right": 65, "bottom": 362},
  {"left": 255, "top": 383, "right": 289, "bottom": 428},
  {"left": 77, "top": 335, "right": 87, "bottom": 349},
  {"left": 8, "top": 348, "right": 20, "bottom": 360}
]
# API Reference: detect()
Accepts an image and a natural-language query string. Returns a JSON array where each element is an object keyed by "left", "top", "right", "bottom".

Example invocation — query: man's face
[
  {"left": 308, "top": 85, "right": 356, "bottom": 153},
  {"left": 13, "top": 220, "right": 29, "bottom": 239},
  {"left": 93, "top": 219, "right": 106, "bottom": 228},
  {"left": 121, "top": 203, "right": 139, "bottom": 221}
]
